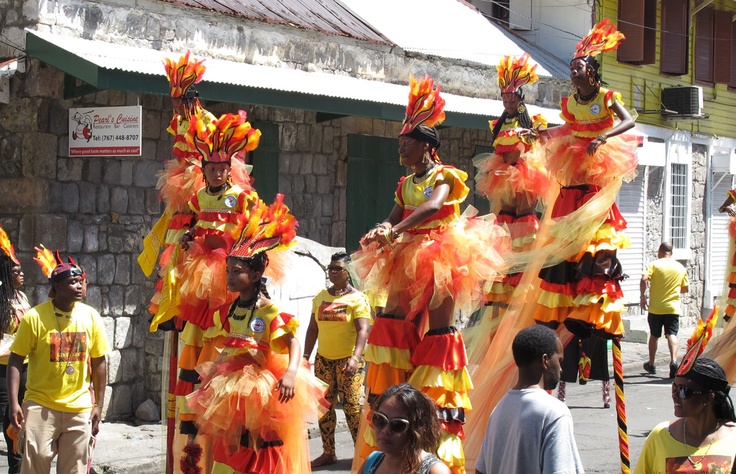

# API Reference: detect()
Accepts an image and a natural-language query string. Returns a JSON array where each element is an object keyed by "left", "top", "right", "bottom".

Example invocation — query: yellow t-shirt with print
[
  {"left": 10, "top": 300, "right": 110, "bottom": 413},
  {"left": 311, "top": 290, "right": 372, "bottom": 360}
]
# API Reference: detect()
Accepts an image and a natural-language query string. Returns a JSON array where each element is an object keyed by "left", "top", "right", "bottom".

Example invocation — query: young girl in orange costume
[
  {"left": 352, "top": 76, "right": 508, "bottom": 474},
  {"left": 187, "top": 196, "right": 328, "bottom": 474},
  {"left": 474, "top": 54, "right": 549, "bottom": 309}
]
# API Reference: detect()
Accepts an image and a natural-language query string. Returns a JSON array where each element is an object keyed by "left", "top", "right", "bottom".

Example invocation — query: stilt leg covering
[
  {"left": 409, "top": 327, "right": 471, "bottom": 474},
  {"left": 364, "top": 315, "right": 420, "bottom": 397}
]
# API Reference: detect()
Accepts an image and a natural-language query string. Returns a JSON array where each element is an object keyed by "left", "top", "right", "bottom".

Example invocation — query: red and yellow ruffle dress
[
  {"left": 534, "top": 88, "right": 639, "bottom": 338},
  {"left": 352, "top": 165, "right": 507, "bottom": 474},
  {"left": 187, "top": 301, "right": 328, "bottom": 474}
]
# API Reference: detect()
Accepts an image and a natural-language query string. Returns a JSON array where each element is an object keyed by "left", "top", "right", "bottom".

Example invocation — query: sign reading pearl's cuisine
[{"left": 68, "top": 106, "right": 142, "bottom": 156}]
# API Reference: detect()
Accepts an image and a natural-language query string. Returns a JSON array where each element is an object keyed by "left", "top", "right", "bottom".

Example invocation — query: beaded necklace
[{"left": 682, "top": 418, "right": 719, "bottom": 469}]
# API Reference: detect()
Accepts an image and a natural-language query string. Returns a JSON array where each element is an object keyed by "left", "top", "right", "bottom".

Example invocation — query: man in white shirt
[{"left": 476, "top": 325, "right": 584, "bottom": 474}]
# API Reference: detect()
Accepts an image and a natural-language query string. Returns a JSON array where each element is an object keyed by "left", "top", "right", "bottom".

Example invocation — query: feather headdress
[
  {"left": 33, "top": 245, "right": 55, "bottom": 278},
  {"left": 163, "top": 51, "right": 206, "bottom": 99},
  {"left": 229, "top": 194, "right": 298, "bottom": 260},
  {"left": 573, "top": 19, "right": 625, "bottom": 59},
  {"left": 399, "top": 75, "right": 446, "bottom": 136},
  {"left": 497, "top": 54, "right": 538, "bottom": 94},
  {"left": 34, "top": 245, "right": 85, "bottom": 283},
  {"left": 188, "top": 111, "right": 261, "bottom": 164},
  {"left": 0, "top": 226, "right": 19, "bottom": 265},
  {"left": 677, "top": 306, "right": 719, "bottom": 376}
]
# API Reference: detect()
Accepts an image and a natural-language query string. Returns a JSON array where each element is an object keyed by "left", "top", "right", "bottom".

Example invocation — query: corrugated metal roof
[
  {"left": 338, "top": 0, "right": 569, "bottom": 79},
  {"left": 25, "top": 29, "right": 562, "bottom": 128},
  {"left": 159, "top": 0, "right": 391, "bottom": 45}
]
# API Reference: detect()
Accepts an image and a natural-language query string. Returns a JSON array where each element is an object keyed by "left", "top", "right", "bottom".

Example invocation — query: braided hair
[
  {"left": 232, "top": 252, "right": 271, "bottom": 299},
  {"left": 0, "top": 255, "right": 15, "bottom": 334}
]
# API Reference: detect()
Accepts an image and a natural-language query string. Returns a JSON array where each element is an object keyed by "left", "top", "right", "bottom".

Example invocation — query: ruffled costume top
[
  {"left": 187, "top": 301, "right": 328, "bottom": 474},
  {"left": 534, "top": 87, "right": 639, "bottom": 338}
]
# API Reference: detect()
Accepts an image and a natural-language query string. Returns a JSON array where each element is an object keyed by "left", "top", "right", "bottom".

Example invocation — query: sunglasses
[
  {"left": 371, "top": 411, "right": 410, "bottom": 434},
  {"left": 671, "top": 383, "right": 708, "bottom": 399}
]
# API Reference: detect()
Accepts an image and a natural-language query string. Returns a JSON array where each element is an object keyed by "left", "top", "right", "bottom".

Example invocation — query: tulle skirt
[
  {"left": 187, "top": 353, "right": 328, "bottom": 473},
  {"left": 351, "top": 215, "right": 508, "bottom": 325},
  {"left": 473, "top": 152, "right": 550, "bottom": 211}
]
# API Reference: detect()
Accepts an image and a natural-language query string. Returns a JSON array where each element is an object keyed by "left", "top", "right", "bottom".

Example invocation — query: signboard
[{"left": 68, "top": 106, "right": 142, "bottom": 156}]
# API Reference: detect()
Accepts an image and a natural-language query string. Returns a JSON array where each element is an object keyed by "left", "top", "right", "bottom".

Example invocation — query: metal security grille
[{"left": 670, "top": 163, "right": 688, "bottom": 249}]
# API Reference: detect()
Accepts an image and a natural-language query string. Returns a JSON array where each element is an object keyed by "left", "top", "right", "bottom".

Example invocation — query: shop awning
[{"left": 25, "top": 29, "right": 561, "bottom": 130}]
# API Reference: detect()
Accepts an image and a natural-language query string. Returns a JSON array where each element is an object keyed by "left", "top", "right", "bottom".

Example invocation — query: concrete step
[{"left": 622, "top": 313, "right": 649, "bottom": 344}]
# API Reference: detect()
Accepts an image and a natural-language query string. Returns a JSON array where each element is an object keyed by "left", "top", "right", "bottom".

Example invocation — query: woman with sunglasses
[
  {"left": 359, "top": 383, "right": 451, "bottom": 474},
  {"left": 303, "top": 252, "right": 372, "bottom": 468},
  {"left": 635, "top": 357, "right": 736, "bottom": 473}
]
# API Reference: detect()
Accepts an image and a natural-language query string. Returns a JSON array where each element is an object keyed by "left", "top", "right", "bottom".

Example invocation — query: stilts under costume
[
  {"left": 533, "top": 20, "right": 639, "bottom": 339},
  {"left": 474, "top": 54, "right": 550, "bottom": 307},
  {"left": 187, "top": 196, "right": 328, "bottom": 474},
  {"left": 351, "top": 76, "right": 508, "bottom": 474}
]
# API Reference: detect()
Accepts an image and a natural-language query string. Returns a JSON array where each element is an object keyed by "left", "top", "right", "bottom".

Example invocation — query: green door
[
  {"left": 470, "top": 145, "right": 492, "bottom": 216},
  {"left": 346, "top": 135, "right": 404, "bottom": 252},
  {"left": 250, "top": 122, "right": 279, "bottom": 204}
]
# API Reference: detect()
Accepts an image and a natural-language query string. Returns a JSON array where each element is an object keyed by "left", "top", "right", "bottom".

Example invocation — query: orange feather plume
[
  {"left": 188, "top": 111, "right": 261, "bottom": 164},
  {"left": 229, "top": 194, "right": 298, "bottom": 260},
  {"left": 163, "top": 51, "right": 206, "bottom": 99},
  {"left": 0, "top": 227, "right": 18, "bottom": 264},
  {"left": 497, "top": 54, "right": 539, "bottom": 94},
  {"left": 33, "top": 245, "right": 55, "bottom": 278},
  {"left": 400, "top": 75, "right": 446, "bottom": 135},
  {"left": 574, "top": 19, "right": 625, "bottom": 59},
  {"left": 677, "top": 305, "right": 719, "bottom": 376}
]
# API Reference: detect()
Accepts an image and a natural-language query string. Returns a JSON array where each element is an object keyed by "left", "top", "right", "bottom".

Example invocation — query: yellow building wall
[{"left": 599, "top": 0, "right": 736, "bottom": 138}]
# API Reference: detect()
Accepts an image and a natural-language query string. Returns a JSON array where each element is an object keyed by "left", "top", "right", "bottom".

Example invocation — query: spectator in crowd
[
  {"left": 635, "top": 357, "right": 735, "bottom": 473},
  {"left": 475, "top": 325, "right": 584, "bottom": 474},
  {"left": 304, "top": 251, "right": 372, "bottom": 468},
  {"left": 358, "top": 383, "right": 450, "bottom": 474},
  {"left": 640, "top": 242, "right": 689, "bottom": 378},
  {"left": 8, "top": 254, "right": 109, "bottom": 474}
]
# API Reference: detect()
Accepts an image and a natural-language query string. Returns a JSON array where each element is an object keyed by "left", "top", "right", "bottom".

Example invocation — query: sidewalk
[{"left": 0, "top": 328, "right": 692, "bottom": 473}]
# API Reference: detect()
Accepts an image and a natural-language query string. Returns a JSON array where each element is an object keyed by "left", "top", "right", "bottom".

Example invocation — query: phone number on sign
[{"left": 92, "top": 135, "right": 139, "bottom": 142}]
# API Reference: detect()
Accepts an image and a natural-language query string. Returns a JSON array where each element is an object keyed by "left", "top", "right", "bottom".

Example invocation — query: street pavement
[{"left": 0, "top": 328, "right": 730, "bottom": 473}]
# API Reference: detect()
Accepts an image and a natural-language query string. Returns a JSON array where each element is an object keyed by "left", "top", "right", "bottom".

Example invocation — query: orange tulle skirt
[
  {"left": 473, "top": 153, "right": 550, "bottom": 211},
  {"left": 351, "top": 215, "right": 508, "bottom": 323},
  {"left": 188, "top": 354, "right": 328, "bottom": 474}
]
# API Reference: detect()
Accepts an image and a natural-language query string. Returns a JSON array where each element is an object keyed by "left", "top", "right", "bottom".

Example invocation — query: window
[
  {"left": 618, "top": 0, "right": 656, "bottom": 65},
  {"left": 694, "top": 6, "right": 714, "bottom": 83},
  {"left": 664, "top": 134, "right": 692, "bottom": 259},
  {"left": 660, "top": 0, "right": 689, "bottom": 75}
]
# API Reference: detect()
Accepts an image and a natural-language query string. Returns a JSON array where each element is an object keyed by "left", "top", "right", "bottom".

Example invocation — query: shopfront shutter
[{"left": 617, "top": 166, "right": 646, "bottom": 304}]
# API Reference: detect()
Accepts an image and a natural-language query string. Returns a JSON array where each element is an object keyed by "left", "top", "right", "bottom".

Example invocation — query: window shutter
[
  {"left": 694, "top": 6, "right": 714, "bottom": 83},
  {"left": 618, "top": 0, "right": 645, "bottom": 63},
  {"left": 642, "top": 0, "right": 657, "bottom": 64},
  {"left": 731, "top": 21, "right": 736, "bottom": 88},
  {"left": 660, "top": 0, "right": 689, "bottom": 75},
  {"left": 714, "top": 11, "right": 732, "bottom": 84}
]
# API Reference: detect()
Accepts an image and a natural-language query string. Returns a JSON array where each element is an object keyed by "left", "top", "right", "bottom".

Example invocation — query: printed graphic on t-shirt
[
  {"left": 318, "top": 301, "right": 348, "bottom": 322},
  {"left": 665, "top": 455, "right": 732, "bottom": 472},
  {"left": 50, "top": 332, "right": 87, "bottom": 362}
]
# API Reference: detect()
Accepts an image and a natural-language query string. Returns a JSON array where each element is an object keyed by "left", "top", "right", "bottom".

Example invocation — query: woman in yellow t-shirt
[
  {"left": 304, "top": 252, "right": 372, "bottom": 468},
  {"left": 635, "top": 357, "right": 736, "bottom": 473}
]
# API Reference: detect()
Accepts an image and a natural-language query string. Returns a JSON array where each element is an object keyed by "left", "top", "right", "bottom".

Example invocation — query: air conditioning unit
[{"left": 661, "top": 86, "right": 703, "bottom": 117}]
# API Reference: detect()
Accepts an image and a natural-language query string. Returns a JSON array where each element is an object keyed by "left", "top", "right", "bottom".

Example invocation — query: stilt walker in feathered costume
[
  {"left": 139, "top": 51, "right": 256, "bottom": 332},
  {"left": 186, "top": 195, "right": 328, "bottom": 474},
  {"left": 162, "top": 111, "right": 262, "bottom": 474},
  {"left": 474, "top": 53, "right": 550, "bottom": 310},
  {"left": 463, "top": 20, "right": 640, "bottom": 473},
  {"left": 350, "top": 75, "right": 508, "bottom": 474}
]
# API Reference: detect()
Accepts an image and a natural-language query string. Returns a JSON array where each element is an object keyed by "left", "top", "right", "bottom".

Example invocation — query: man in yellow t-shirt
[
  {"left": 640, "top": 242, "right": 689, "bottom": 379},
  {"left": 7, "top": 258, "right": 109, "bottom": 474}
]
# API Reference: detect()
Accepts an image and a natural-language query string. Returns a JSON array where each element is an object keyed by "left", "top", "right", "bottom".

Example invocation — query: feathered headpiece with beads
[
  {"left": 400, "top": 75, "right": 446, "bottom": 136},
  {"left": 573, "top": 19, "right": 625, "bottom": 59},
  {"left": 677, "top": 306, "right": 719, "bottom": 376},
  {"left": 229, "top": 194, "right": 298, "bottom": 260},
  {"left": 163, "top": 51, "right": 206, "bottom": 99},
  {"left": 0, "top": 226, "right": 19, "bottom": 265},
  {"left": 497, "top": 54, "right": 538, "bottom": 95},
  {"left": 188, "top": 111, "right": 261, "bottom": 164}
]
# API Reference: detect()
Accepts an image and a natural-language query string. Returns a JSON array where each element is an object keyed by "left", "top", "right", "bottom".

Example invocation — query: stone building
[{"left": 0, "top": 0, "right": 567, "bottom": 418}]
